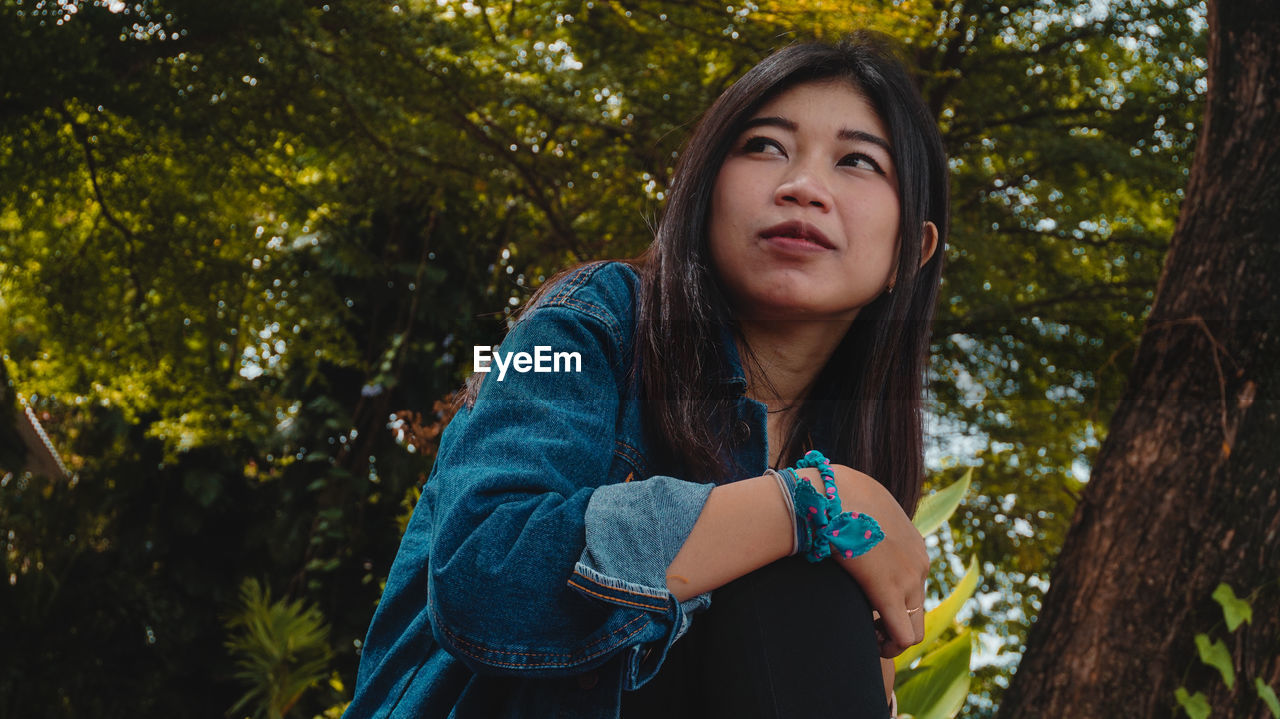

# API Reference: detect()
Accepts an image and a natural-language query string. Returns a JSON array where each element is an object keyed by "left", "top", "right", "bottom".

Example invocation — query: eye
[
  {"left": 740, "top": 135, "right": 786, "bottom": 156},
  {"left": 839, "top": 152, "right": 886, "bottom": 175}
]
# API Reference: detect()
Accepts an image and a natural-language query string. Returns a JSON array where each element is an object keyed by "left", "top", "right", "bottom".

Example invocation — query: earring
[{"left": 885, "top": 282, "right": 895, "bottom": 295}]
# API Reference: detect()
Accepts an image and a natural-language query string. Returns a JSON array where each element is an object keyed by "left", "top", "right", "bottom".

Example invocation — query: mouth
[{"left": 758, "top": 221, "right": 835, "bottom": 250}]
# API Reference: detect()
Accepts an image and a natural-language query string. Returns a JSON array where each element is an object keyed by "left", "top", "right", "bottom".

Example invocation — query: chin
[{"left": 735, "top": 300, "right": 828, "bottom": 322}]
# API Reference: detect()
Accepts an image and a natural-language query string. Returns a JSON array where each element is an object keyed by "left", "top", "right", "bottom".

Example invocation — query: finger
[
  {"left": 907, "top": 588, "right": 927, "bottom": 645},
  {"left": 909, "top": 606, "right": 926, "bottom": 644},
  {"left": 878, "top": 605, "right": 914, "bottom": 654},
  {"left": 880, "top": 637, "right": 907, "bottom": 659}
]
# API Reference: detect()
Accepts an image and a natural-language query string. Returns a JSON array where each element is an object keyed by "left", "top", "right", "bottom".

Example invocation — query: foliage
[
  {"left": 912, "top": 466, "right": 972, "bottom": 537},
  {"left": 897, "top": 556, "right": 981, "bottom": 673},
  {"left": 0, "top": 0, "right": 1206, "bottom": 715},
  {"left": 1211, "top": 581, "right": 1253, "bottom": 632},
  {"left": 225, "top": 578, "right": 334, "bottom": 719},
  {"left": 0, "top": 358, "right": 24, "bottom": 471},
  {"left": 895, "top": 469, "right": 979, "bottom": 719},
  {"left": 1174, "top": 687, "right": 1210, "bottom": 719},
  {"left": 897, "top": 632, "right": 974, "bottom": 719},
  {"left": 1176, "top": 581, "right": 1280, "bottom": 718}
]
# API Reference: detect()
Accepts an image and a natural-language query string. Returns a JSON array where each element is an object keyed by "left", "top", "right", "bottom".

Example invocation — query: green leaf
[
  {"left": 1211, "top": 582, "right": 1253, "bottom": 631},
  {"left": 895, "top": 631, "right": 972, "bottom": 719},
  {"left": 912, "top": 467, "right": 973, "bottom": 536},
  {"left": 224, "top": 578, "right": 332, "bottom": 719},
  {"left": 896, "top": 556, "right": 981, "bottom": 671},
  {"left": 1194, "top": 633, "right": 1235, "bottom": 689},
  {"left": 1175, "top": 687, "right": 1211, "bottom": 719},
  {"left": 1257, "top": 678, "right": 1280, "bottom": 718}
]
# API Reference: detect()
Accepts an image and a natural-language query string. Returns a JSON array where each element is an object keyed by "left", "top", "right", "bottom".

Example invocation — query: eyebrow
[{"left": 741, "top": 115, "right": 894, "bottom": 155}]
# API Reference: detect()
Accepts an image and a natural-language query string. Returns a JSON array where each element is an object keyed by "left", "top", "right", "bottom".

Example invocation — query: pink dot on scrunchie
[{"left": 864, "top": 530, "right": 873, "bottom": 539}]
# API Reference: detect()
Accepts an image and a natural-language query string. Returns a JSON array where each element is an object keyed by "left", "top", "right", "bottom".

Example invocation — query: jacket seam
[
  {"left": 570, "top": 567, "right": 668, "bottom": 600},
  {"left": 611, "top": 441, "right": 647, "bottom": 479},
  {"left": 544, "top": 263, "right": 598, "bottom": 303},
  {"left": 535, "top": 263, "right": 630, "bottom": 368},
  {"left": 537, "top": 296, "right": 623, "bottom": 357},
  {"left": 433, "top": 602, "right": 650, "bottom": 668},
  {"left": 556, "top": 297, "right": 621, "bottom": 338},
  {"left": 567, "top": 575, "right": 668, "bottom": 606}
]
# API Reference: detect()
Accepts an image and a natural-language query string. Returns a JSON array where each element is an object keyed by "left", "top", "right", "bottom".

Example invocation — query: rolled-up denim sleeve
[
  {"left": 572, "top": 476, "right": 714, "bottom": 689},
  {"left": 425, "top": 282, "right": 713, "bottom": 685}
]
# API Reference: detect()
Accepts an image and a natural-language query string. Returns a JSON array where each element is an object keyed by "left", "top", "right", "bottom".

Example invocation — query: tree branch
[{"left": 57, "top": 104, "right": 161, "bottom": 359}]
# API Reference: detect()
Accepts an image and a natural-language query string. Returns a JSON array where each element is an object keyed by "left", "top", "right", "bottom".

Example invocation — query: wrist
[
  {"left": 764, "top": 468, "right": 800, "bottom": 556},
  {"left": 785, "top": 451, "right": 885, "bottom": 563}
]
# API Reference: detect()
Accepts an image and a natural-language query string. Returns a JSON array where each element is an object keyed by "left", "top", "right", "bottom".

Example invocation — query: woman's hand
[{"left": 797, "top": 463, "right": 928, "bottom": 657}]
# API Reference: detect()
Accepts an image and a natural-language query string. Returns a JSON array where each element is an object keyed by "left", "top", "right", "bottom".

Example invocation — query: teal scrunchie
[{"left": 784, "top": 450, "right": 885, "bottom": 562}]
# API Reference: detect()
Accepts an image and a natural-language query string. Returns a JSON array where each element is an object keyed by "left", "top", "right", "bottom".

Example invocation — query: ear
[{"left": 918, "top": 221, "right": 939, "bottom": 268}]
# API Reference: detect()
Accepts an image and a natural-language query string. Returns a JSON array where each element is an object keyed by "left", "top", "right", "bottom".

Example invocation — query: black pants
[{"left": 623, "top": 555, "right": 890, "bottom": 718}]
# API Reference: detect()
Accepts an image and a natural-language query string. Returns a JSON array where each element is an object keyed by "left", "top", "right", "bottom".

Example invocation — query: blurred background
[{"left": 0, "top": 1, "right": 1207, "bottom": 716}]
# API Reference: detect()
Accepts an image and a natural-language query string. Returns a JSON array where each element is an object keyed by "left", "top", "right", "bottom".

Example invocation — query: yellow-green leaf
[
  {"left": 1211, "top": 582, "right": 1253, "bottom": 632},
  {"left": 895, "top": 631, "right": 972, "bottom": 719},
  {"left": 1194, "top": 633, "right": 1235, "bottom": 689},
  {"left": 912, "top": 467, "right": 973, "bottom": 536},
  {"left": 1257, "top": 678, "right": 1280, "bottom": 718},
  {"left": 1175, "top": 687, "right": 1211, "bottom": 719},
  {"left": 895, "top": 556, "right": 980, "bottom": 671}
]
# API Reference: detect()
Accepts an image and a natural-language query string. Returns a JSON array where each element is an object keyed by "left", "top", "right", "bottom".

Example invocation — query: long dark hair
[{"left": 638, "top": 32, "right": 949, "bottom": 514}]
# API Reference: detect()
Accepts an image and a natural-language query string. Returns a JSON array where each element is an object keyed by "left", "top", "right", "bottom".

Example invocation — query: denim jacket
[{"left": 344, "top": 262, "right": 771, "bottom": 718}]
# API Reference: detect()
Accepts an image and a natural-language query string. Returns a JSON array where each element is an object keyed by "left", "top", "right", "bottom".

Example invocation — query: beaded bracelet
[{"left": 784, "top": 450, "right": 885, "bottom": 562}]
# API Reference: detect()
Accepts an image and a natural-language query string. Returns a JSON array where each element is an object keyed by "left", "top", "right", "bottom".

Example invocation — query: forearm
[
  {"left": 665, "top": 473, "right": 795, "bottom": 602},
  {"left": 882, "top": 657, "right": 896, "bottom": 710}
]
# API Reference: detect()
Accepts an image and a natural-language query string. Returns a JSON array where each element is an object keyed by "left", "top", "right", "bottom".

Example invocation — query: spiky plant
[{"left": 224, "top": 578, "right": 333, "bottom": 719}]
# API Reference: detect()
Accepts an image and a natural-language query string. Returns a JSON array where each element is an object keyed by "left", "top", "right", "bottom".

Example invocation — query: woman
[{"left": 346, "top": 32, "right": 947, "bottom": 719}]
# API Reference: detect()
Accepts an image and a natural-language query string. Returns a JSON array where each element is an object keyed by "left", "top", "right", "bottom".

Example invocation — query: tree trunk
[{"left": 996, "top": 2, "right": 1280, "bottom": 718}]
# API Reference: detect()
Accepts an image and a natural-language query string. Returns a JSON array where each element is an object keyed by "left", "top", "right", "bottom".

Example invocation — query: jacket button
[
  {"left": 577, "top": 670, "right": 599, "bottom": 690},
  {"left": 733, "top": 420, "right": 751, "bottom": 443}
]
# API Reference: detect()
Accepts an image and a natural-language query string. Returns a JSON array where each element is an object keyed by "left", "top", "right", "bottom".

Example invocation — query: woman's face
[{"left": 708, "top": 79, "right": 901, "bottom": 323}]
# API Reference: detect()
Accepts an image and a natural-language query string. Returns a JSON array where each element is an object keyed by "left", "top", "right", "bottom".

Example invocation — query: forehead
[{"left": 750, "top": 79, "right": 888, "bottom": 139}]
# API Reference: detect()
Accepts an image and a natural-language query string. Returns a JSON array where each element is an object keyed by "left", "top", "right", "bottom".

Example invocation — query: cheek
[
  {"left": 708, "top": 172, "right": 747, "bottom": 251},
  {"left": 708, "top": 222, "right": 745, "bottom": 293},
  {"left": 710, "top": 169, "right": 741, "bottom": 221},
  {"left": 710, "top": 158, "right": 768, "bottom": 213},
  {"left": 707, "top": 180, "right": 757, "bottom": 298},
  {"left": 848, "top": 189, "right": 901, "bottom": 244}
]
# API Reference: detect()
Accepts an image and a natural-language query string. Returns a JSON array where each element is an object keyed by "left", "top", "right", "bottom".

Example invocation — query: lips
[{"left": 758, "top": 221, "right": 835, "bottom": 250}]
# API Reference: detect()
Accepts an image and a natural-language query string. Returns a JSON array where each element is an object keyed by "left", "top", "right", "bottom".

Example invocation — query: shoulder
[
  {"left": 524, "top": 261, "right": 640, "bottom": 355},
  {"left": 537, "top": 260, "right": 639, "bottom": 318}
]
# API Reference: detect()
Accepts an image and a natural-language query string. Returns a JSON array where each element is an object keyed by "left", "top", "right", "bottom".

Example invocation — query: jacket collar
[{"left": 716, "top": 322, "right": 749, "bottom": 395}]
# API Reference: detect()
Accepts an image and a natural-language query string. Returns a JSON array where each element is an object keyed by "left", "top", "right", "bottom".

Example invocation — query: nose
[{"left": 774, "top": 162, "right": 833, "bottom": 211}]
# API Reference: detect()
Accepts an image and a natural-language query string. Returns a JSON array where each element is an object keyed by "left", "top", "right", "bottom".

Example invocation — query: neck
[{"left": 735, "top": 318, "right": 851, "bottom": 409}]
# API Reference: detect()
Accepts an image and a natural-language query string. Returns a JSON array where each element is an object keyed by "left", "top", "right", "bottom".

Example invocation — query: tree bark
[{"left": 996, "top": 2, "right": 1280, "bottom": 717}]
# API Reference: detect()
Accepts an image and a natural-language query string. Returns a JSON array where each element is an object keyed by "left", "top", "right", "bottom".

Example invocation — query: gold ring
[{"left": 906, "top": 606, "right": 923, "bottom": 615}]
